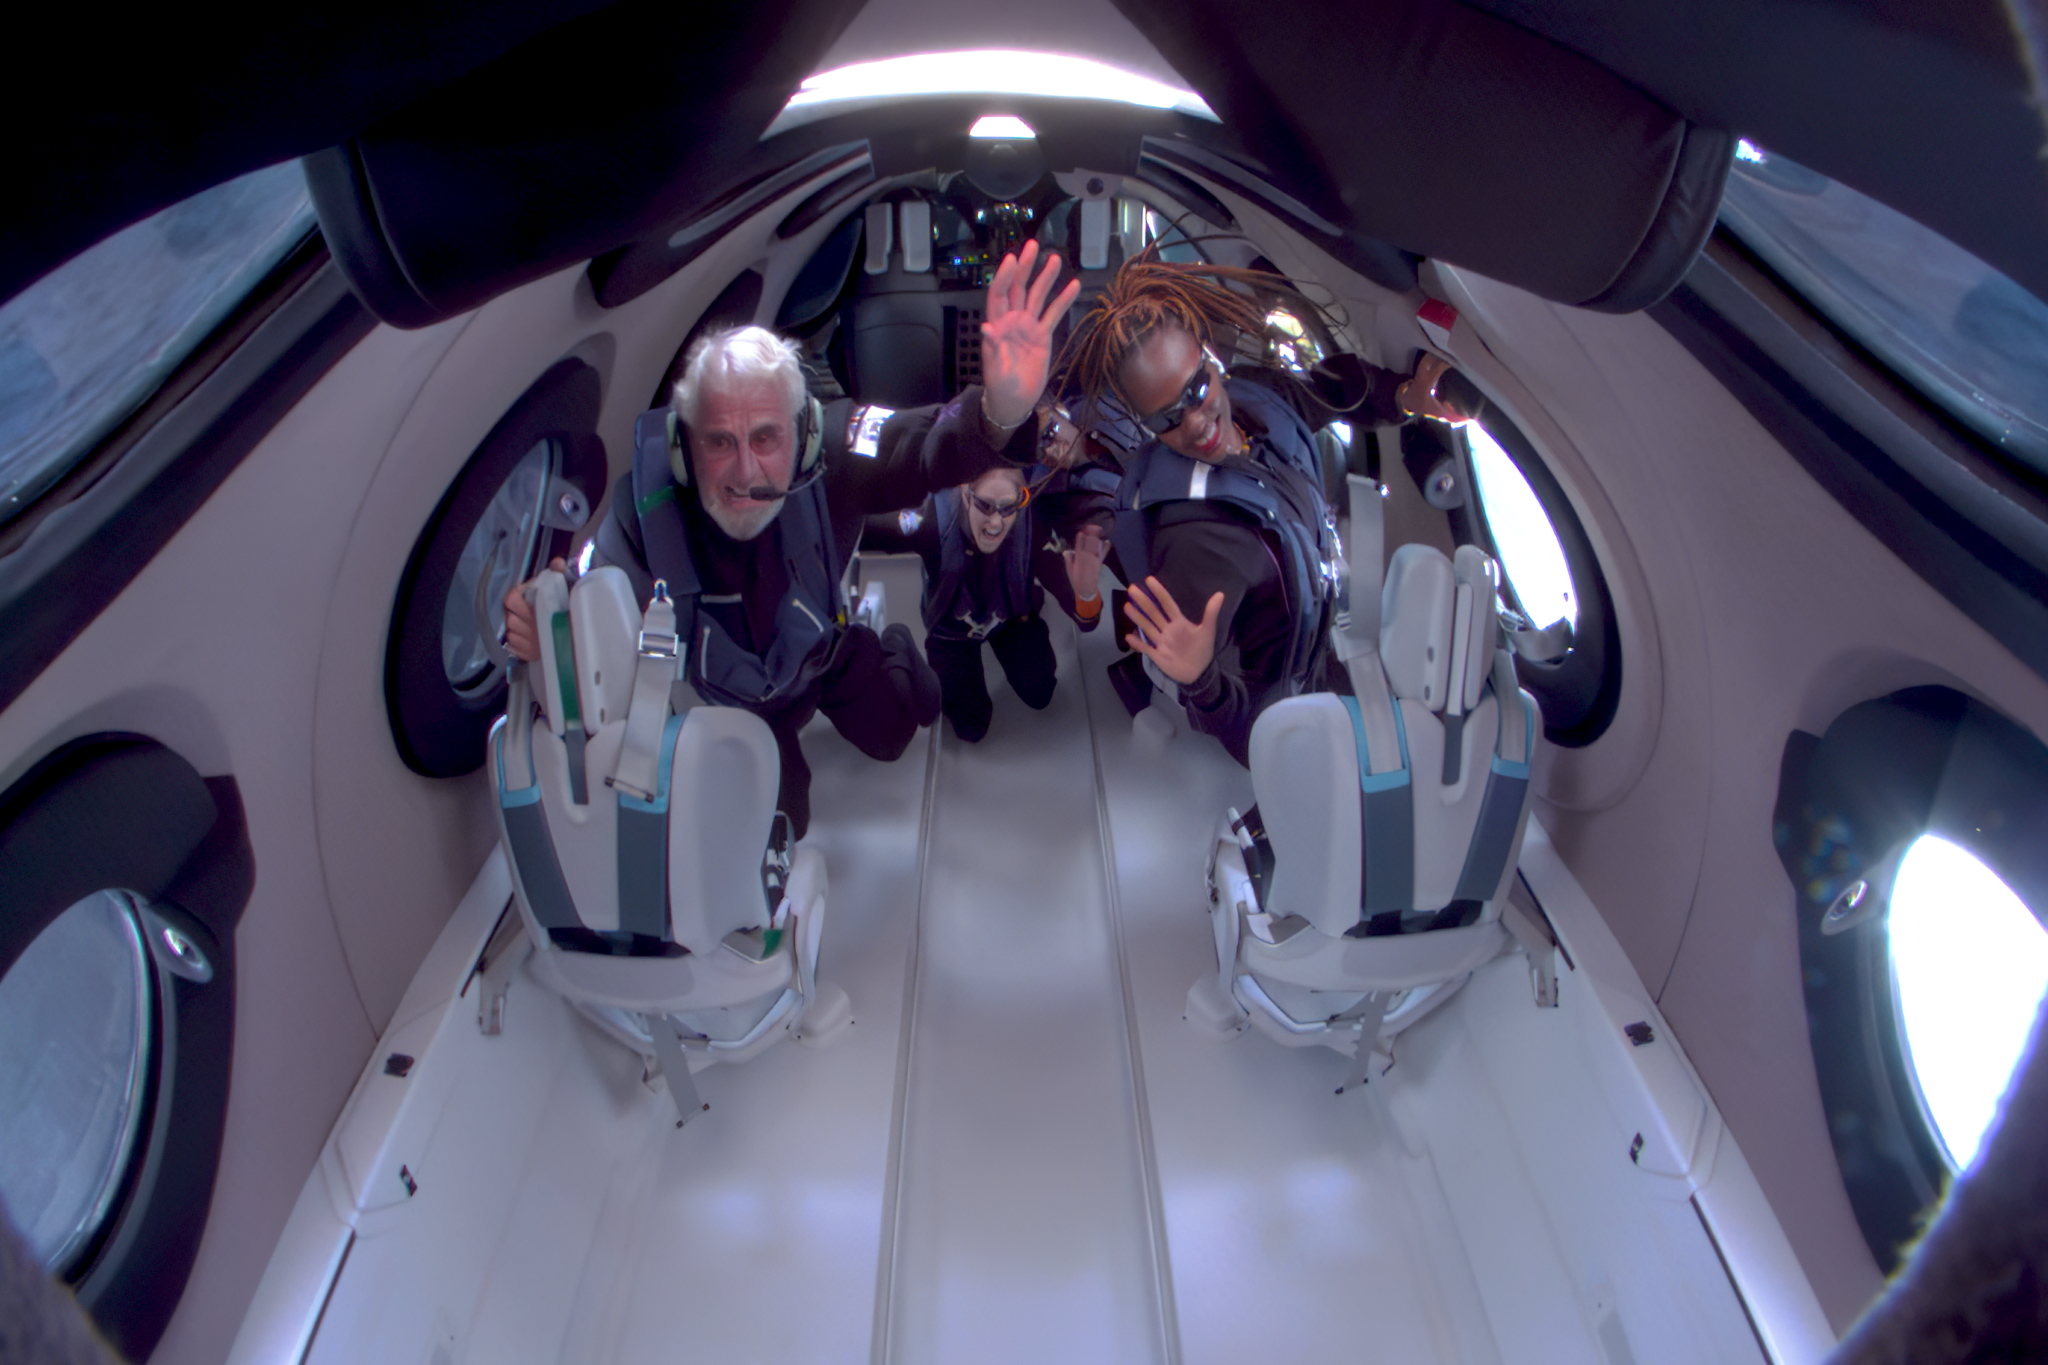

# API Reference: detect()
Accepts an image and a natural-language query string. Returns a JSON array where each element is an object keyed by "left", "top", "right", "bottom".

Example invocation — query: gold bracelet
[{"left": 981, "top": 394, "right": 1026, "bottom": 434}]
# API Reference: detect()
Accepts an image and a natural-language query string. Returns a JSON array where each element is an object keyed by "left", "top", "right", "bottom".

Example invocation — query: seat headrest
[
  {"left": 1452, "top": 545, "right": 1498, "bottom": 714},
  {"left": 569, "top": 567, "right": 641, "bottom": 732},
  {"left": 1381, "top": 545, "right": 1456, "bottom": 709}
]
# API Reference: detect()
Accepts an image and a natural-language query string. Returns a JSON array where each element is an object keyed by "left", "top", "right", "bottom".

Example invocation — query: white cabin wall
[
  {"left": 0, "top": 167, "right": 881, "bottom": 1362},
  {"left": 0, "top": 314, "right": 472, "bottom": 1364},
  {"left": 1444, "top": 270, "right": 2048, "bottom": 1332}
]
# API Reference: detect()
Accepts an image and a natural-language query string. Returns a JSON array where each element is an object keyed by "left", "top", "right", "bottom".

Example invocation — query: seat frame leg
[
  {"left": 1335, "top": 992, "right": 1393, "bottom": 1095},
  {"left": 648, "top": 1013, "right": 709, "bottom": 1127}
]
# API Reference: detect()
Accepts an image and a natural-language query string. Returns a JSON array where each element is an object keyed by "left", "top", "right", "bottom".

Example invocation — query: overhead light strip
[{"left": 772, "top": 50, "right": 1218, "bottom": 130}]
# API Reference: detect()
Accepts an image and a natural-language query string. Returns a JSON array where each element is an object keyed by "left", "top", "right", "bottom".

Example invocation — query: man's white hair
[{"left": 672, "top": 325, "right": 806, "bottom": 429}]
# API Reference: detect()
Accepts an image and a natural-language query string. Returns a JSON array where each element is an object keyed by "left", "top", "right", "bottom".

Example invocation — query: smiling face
[
  {"left": 690, "top": 374, "right": 796, "bottom": 540},
  {"left": 1118, "top": 324, "right": 1234, "bottom": 463},
  {"left": 960, "top": 467, "right": 1027, "bottom": 554}
]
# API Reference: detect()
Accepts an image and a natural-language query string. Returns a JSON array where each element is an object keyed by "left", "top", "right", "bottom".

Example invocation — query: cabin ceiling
[{"left": 6, "top": 0, "right": 2047, "bottom": 318}]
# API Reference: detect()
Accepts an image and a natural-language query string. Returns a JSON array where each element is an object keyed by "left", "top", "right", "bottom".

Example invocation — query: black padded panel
[
  {"left": 14, "top": 1, "right": 2046, "bottom": 325},
  {"left": 1110, "top": 0, "right": 1728, "bottom": 309},
  {"left": 1577, "top": 121, "right": 1737, "bottom": 314},
  {"left": 0, "top": 2, "right": 619, "bottom": 306},
  {"left": 590, "top": 144, "right": 869, "bottom": 311},
  {"left": 306, "top": 0, "right": 867, "bottom": 326},
  {"left": 846, "top": 276, "right": 949, "bottom": 409},
  {"left": 0, "top": 740, "right": 216, "bottom": 959},
  {"left": 1462, "top": 0, "right": 2048, "bottom": 310}
]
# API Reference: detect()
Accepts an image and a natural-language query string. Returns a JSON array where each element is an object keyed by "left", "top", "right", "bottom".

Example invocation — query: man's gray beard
[{"left": 705, "top": 494, "right": 785, "bottom": 541}]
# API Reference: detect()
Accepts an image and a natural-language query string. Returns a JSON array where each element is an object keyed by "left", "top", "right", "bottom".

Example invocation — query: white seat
[
  {"left": 489, "top": 566, "right": 851, "bottom": 1125},
  {"left": 1187, "top": 477, "right": 1542, "bottom": 1088}
]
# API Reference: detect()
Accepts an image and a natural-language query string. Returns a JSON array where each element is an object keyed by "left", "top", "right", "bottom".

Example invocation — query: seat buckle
[
  {"left": 606, "top": 774, "right": 656, "bottom": 803},
  {"left": 638, "top": 628, "right": 680, "bottom": 660}
]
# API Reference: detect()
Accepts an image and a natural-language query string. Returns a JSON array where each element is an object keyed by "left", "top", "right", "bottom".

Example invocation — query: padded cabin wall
[
  {"left": 1439, "top": 268, "right": 2048, "bottom": 1331},
  {"left": 0, "top": 165, "right": 894, "bottom": 1362},
  {"left": 0, "top": 315, "right": 471, "bottom": 1363}
]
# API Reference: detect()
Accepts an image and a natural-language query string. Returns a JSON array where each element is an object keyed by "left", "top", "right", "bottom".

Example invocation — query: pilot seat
[
  {"left": 488, "top": 565, "right": 852, "bottom": 1127},
  {"left": 1186, "top": 476, "right": 1545, "bottom": 1090}
]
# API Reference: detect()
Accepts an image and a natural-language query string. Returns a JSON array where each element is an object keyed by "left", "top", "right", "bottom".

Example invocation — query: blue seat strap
[
  {"left": 495, "top": 730, "right": 580, "bottom": 934},
  {"left": 1342, "top": 694, "right": 1414, "bottom": 915},
  {"left": 616, "top": 714, "right": 684, "bottom": 943},
  {"left": 1452, "top": 693, "right": 1536, "bottom": 904}
]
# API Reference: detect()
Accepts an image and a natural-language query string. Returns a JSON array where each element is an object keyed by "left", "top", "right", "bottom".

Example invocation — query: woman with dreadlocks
[{"left": 1058, "top": 255, "right": 1475, "bottom": 765}]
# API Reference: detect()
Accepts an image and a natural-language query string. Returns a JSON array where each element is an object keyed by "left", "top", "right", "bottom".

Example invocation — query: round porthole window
[
  {"left": 1457, "top": 413, "right": 1620, "bottom": 747},
  {"left": 1468, "top": 424, "right": 1576, "bottom": 632},
  {"left": 441, "top": 438, "right": 556, "bottom": 696},
  {"left": 385, "top": 357, "right": 605, "bottom": 778},
  {"left": 0, "top": 890, "right": 155, "bottom": 1274},
  {"left": 1887, "top": 835, "right": 2048, "bottom": 1170}
]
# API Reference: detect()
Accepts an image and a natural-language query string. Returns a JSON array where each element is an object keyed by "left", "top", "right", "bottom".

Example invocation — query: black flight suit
[
  {"left": 1110, "top": 359, "right": 1414, "bottom": 766},
  {"left": 863, "top": 479, "right": 1107, "bottom": 742},
  {"left": 594, "top": 389, "right": 1036, "bottom": 836}
]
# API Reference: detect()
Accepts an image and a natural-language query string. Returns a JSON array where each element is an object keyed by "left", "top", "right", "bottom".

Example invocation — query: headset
[{"left": 666, "top": 392, "right": 827, "bottom": 499}]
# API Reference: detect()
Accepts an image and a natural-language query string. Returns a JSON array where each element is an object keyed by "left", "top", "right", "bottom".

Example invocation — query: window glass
[
  {"left": 1889, "top": 835, "right": 2048, "bottom": 1169},
  {"left": 1141, "top": 209, "right": 1203, "bottom": 264},
  {"left": 1263, "top": 307, "right": 1324, "bottom": 375},
  {"left": 1467, "top": 424, "right": 1577, "bottom": 631},
  {"left": 0, "top": 890, "right": 155, "bottom": 1271},
  {"left": 442, "top": 439, "right": 556, "bottom": 693},
  {"left": 1719, "top": 141, "right": 2048, "bottom": 480},
  {"left": 0, "top": 162, "right": 314, "bottom": 530}
]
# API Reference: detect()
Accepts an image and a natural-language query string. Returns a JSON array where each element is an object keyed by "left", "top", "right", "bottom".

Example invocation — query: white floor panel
[
  {"left": 258, "top": 604, "right": 1808, "bottom": 1365},
  {"left": 594, "top": 709, "right": 936, "bottom": 1365},
  {"left": 878, "top": 618, "right": 1171, "bottom": 1365},
  {"left": 1074, "top": 624, "right": 1486, "bottom": 1365}
]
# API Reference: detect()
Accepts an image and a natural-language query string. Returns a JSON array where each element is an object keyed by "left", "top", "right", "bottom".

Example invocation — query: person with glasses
[
  {"left": 864, "top": 451, "right": 1111, "bottom": 743},
  {"left": 1057, "top": 253, "right": 1477, "bottom": 766}
]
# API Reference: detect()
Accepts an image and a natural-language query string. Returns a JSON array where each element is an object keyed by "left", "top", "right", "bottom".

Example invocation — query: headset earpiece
[
  {"left": 666, "top": 408, "right": 692, "bottom": 488},
  {"left": 797, "top": 394, "right": 824, "bottom": 476}
]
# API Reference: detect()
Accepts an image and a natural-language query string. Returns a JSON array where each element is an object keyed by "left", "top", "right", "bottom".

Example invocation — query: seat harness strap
[
  {"left": 612, "top": 586, "right": 686, "bottom": 944},
  {"left": 613, "top": 582, "right": 683, "bottom": 802},
  {"left": 1341, "top": 694, "right": 1414, "bottom": 916},
  {"left": 1450, "top": 676, "right": 1535, "bottom": 905}
]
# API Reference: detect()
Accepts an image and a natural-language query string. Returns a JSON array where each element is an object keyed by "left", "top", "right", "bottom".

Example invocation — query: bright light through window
[
  {"left": 969, "top": 115, "right": 1035, "bottom": 140},
  {"left": 1467, "top": 426, "right": 1576, "bottom": 630},
  {"left": 769, "top": 51, "right": 1218, "bottom": 134},
  {"left": 1889, "top": 835, "right": 2048, "bottom": 1170}
]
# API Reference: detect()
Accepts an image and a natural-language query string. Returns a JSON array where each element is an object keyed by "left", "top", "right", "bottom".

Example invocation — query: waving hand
[
  {"left": 1125, "top": 575, "right": 1225, "bottom": 687},
  {"left": 981, "top": 241, "right": 1082, "bottom": 429}
]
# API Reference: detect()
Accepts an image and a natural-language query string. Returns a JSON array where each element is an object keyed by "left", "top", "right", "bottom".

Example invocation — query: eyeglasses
[
  {"left": 1040, "top": 406, "right": 1074, "bottom": 456},
  {"left": 1137, "top": 347, "right": 1221, "bottom": 435},
  {"left": 963, "top": 486, "right": 1030, "bottom": 519}
]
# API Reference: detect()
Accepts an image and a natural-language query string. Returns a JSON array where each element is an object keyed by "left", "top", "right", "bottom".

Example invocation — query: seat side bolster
[
  {"left": 665, "top": 707, "right": 779, "bottom": 953},
  {"left": 1253, "top": 695, "right": 1363, "bottom": 939}
]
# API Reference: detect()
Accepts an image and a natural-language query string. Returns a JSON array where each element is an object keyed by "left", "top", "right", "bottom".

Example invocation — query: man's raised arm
[{"left": 838, "top": 241, "right": 1080, "bottom": 513}]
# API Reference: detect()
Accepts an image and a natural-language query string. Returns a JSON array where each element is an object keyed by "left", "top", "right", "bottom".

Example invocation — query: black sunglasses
[
  {"left": 1138, "top": 347, "right": 1221, "bottom": 435},
  {"left": 963, "top": 486, "right": 1030, "bottom": 519},
  {"left": 1040, "top": 406, "right": 1074, "bottom": 455}
]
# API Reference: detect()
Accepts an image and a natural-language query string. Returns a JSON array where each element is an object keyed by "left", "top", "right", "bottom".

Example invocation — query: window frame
[
  {"left": 1774, "top": 687, "right": 2048, "bottom": 1271},
  {"left": 383, "top": 357, "right": 608, "bottom": 778},
  {"left": 1654, "top": 231, "right": 2048, "bottom": 693},
  {"left": 0, "top": 243, "right": 373, "bottom": 717},
  {"left": 1448, "top": 406, "right": 1623, "bottom": 747},
  {"left": 0, "top": 735, "right": 252, "bottom": 1360}
]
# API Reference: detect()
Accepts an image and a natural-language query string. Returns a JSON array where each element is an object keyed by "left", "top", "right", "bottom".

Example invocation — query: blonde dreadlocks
[{"left": 1056, "top": 253, "right": 1324, "bottom": 414}]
